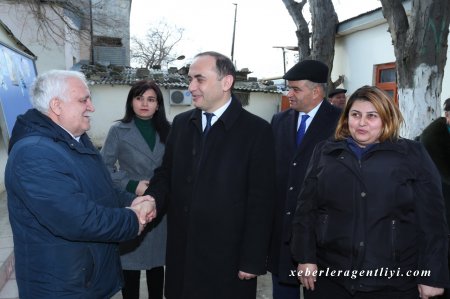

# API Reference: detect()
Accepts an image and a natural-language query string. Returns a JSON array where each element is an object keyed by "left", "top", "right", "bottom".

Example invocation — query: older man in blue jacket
[{"left": 5, "top": 70, "right": 156, "bottom": 299}]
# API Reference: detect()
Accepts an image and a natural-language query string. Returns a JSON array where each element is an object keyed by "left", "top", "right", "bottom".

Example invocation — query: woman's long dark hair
[{"left": 119, "top": 80, "right": 171, "bottom": 143}]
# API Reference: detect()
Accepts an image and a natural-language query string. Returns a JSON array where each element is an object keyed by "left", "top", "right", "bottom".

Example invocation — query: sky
[{"left": 130, "top": 0, "right": 381, "bottom": 79}]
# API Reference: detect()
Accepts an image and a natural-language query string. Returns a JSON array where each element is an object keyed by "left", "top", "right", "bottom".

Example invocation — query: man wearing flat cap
[
  {"left": 328, "top": 88, "right": 347, "bottom": 109},
  {"left": 269, "top": 60, "right": 342, "bottom": 299}
]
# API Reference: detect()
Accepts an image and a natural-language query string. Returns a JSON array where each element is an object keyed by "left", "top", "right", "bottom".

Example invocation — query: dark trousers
[
  {"left": 122, "top": 266, "right": 164, "bottom": 299},
  {"left": 271, "top": 273, "right": 301, "bottom": 299},
  {"left": 304, "top": 276, "right": 419, "bottom": 299}
]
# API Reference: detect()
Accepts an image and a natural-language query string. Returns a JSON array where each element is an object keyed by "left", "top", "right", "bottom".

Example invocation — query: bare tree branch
[
  {"left": 5, "top": 0, "right": 125, "bottom": 47},
  {"left": 131, "top": 21, "right": 184, "bottom": 69}
]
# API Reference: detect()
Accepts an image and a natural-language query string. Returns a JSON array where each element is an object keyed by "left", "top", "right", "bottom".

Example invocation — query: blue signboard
[{"left": 0, "top": 41, "right": 36, "bottom": 144}]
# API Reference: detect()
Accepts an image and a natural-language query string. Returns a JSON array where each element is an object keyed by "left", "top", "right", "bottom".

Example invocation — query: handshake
[{"left": 129, "top": 195, "right": 157, "bottom": 235}]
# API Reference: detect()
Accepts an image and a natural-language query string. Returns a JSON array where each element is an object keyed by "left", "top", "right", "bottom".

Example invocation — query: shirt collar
[
  {"left": 203, "top": 97, "right": 232, "bottom": 127},
  {"left": 56, "top": 124, "right": 81, "bottom": 142},
  {"left": 297, "top": 100, "right": 323, "bottom": 129}
]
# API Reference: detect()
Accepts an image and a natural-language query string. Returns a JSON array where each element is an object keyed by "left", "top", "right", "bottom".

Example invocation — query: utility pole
[
  {"left": 231, "top": 3, "right": 237, "bottom": 65},
  {"left": 89, "top": 0, "right": 94, "bottom": 64},
  {"left": 273, "top": 46, "right": 299, "bottom": 89}
]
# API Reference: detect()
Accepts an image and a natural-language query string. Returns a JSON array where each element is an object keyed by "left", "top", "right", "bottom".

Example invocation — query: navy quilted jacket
[{"left": 6, "top": 109, "right": 138, "bottom": 299}]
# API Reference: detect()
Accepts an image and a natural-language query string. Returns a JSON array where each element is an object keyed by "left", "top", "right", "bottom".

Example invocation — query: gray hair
[
  {"left": 30, "top": 70, "right": 88, "bottom": 113},
  {"left": 305, "top": 80, "right": 328, "bottom": 94}
]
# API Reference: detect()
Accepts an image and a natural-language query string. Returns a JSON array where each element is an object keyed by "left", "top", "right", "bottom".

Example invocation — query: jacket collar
[
  {"left": 9, "top": 109, "right": 96, "bottom": 154},
  {"left": 189, "top": 95, "right": 243, "bottom": 133},
  {"left": 117, "top": 119, "right": 164, "bottom": 161},
  {"left": 322, "top": 137, "right": 410, "bottom": 156},
  {"left": 292, "top": 99, "right": 338, "bottom": 155}
]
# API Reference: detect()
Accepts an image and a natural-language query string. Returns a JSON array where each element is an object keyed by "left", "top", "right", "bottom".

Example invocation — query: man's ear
[
  {"left": 222, "top": 74, "right": 234, "bottom": 92},
  {"left": 312, "top": 85, "right": 323, "bottom": 99},
  {"left": 49, "top": 98, "right": 62, "bottom": 115}
]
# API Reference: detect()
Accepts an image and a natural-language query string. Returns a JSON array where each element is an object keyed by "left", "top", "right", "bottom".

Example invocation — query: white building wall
[
  {"left": 88, "top": 84, "right": 280, "bottom": 147},
  {"left": 333, "top": 20, "right": 450, "bottom": 114},
  {"left": 0, "top": 3, "right": 70, "bottom": 73},
  {"left": 443, "top": 55, "right": 450, "bottom": 103},
  {"left": 64, "top": 17, "right": 82, "bottom": 70},
  {"left": 246, "top": 93, "right": 280, "bottom": 121},
  {"left": 332, "top": 23, "right": 395, "bottom": 95}
]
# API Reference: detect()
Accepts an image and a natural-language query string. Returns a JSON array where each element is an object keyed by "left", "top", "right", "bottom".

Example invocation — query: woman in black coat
[{"left": 291, "top": 86, "right": 449, "bottom": 299}]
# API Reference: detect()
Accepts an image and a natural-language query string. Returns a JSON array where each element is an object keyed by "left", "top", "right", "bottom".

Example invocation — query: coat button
[
  {"left": 289, "top": 186, "right": 294, "bottom": 191},
  {"left": 292, "top": 162, "right": 297, "bottom": 166},
  {"left": 286, "top": 211, "right": 291, "bottom": 216},
  {"left": 361, "top": 192, "right": 366, "bottom": 197}
]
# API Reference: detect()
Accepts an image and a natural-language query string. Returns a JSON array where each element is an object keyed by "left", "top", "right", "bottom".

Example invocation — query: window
[
  {"left": 93, "top": 36, "right": 123, "bottom": 47},
  {"left": 375, "top": 62, "right": 398, "bottom": 104}
]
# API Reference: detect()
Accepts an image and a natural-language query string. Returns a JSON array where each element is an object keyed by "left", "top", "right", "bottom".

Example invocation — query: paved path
[
  {"left": 0, "top": 191, "right": 18, "bottom": 299},
  {"left": 110, "top": 272, "right": 272, "bottom": 298}
]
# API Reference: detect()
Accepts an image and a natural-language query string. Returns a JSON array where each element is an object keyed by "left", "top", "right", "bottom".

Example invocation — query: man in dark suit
[
  {"left": 143, "top": 51, "right": 275, "bottom": 299},
  {"left": 328, "top": 88, "right": 347, "bottom": 109},
  {"left": 268, "top": 60, "right": 342, "bottom": 299}
]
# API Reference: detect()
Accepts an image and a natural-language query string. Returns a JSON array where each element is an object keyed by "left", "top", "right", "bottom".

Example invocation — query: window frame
[{"left": 374, "top": 62, "right": 398, "bottom": 104}]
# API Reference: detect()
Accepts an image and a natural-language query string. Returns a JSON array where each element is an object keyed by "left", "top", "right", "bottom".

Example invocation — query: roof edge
[{"left": 0, "top": 19, "right": 36, "bottom": 58}]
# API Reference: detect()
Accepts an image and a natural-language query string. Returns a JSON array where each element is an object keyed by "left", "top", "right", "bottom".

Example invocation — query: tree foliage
[{"left": 131, "top": 21, "right": 184, "bottom": 69}]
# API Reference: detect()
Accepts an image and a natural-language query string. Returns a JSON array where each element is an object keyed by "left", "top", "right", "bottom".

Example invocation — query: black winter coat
[
  {"left": 291, "top": 138, "right": 450, "bottom": 293},
  {"left": 146, "top": 97, "right": 275, "bottom": 299},
  {"left": 420, "top": 117, "right": 450, "bottom": 230},
  {"left": 268, "top": 100, "right": 341, "bottom": 284}
]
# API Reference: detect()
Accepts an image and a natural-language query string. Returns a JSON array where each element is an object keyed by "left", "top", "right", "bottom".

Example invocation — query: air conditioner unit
[{"left": 169, "top": 89, "right": 192, "bottom": 106}]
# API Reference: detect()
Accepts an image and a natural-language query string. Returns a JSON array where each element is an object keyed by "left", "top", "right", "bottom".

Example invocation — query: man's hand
[
  {"left": 135, "top": 180, "right": 150, "bottom": 196},
  {"left": 130, "top": 195, "right": 157, "bottom": 224},
  {"left": 418, "top": 284, "right": 444, "bottom": 299},
  {"left": 298, "top": 263, "right": 318, "bottom": 291},
  {"left": 131, "top": 195, "right": 155, "bottom": 207},
  {"left": 238, "top": 271, "right": 257, "bottom": 280}
]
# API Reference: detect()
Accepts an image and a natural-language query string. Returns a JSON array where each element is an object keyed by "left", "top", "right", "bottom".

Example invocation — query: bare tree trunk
[
  {"left": 380, "top": 0, "right": 450, "bottom": 138},
  {"left": 281, "top": 0, "right": 339, "bottom": 90},
  {"left": 281, "top": 0, "right": 310, "bottom": 60},
  {"left": 309, "top": 0, "right": 338, "bottom": 69}
]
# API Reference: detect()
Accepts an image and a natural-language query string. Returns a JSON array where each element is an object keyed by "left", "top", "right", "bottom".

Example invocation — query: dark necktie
[
  {"left": 203, "top": 112, "right": 214, "bottom": 136},
  {"left": 296, "top": 114, "right": 310, "bottom": 146}
]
